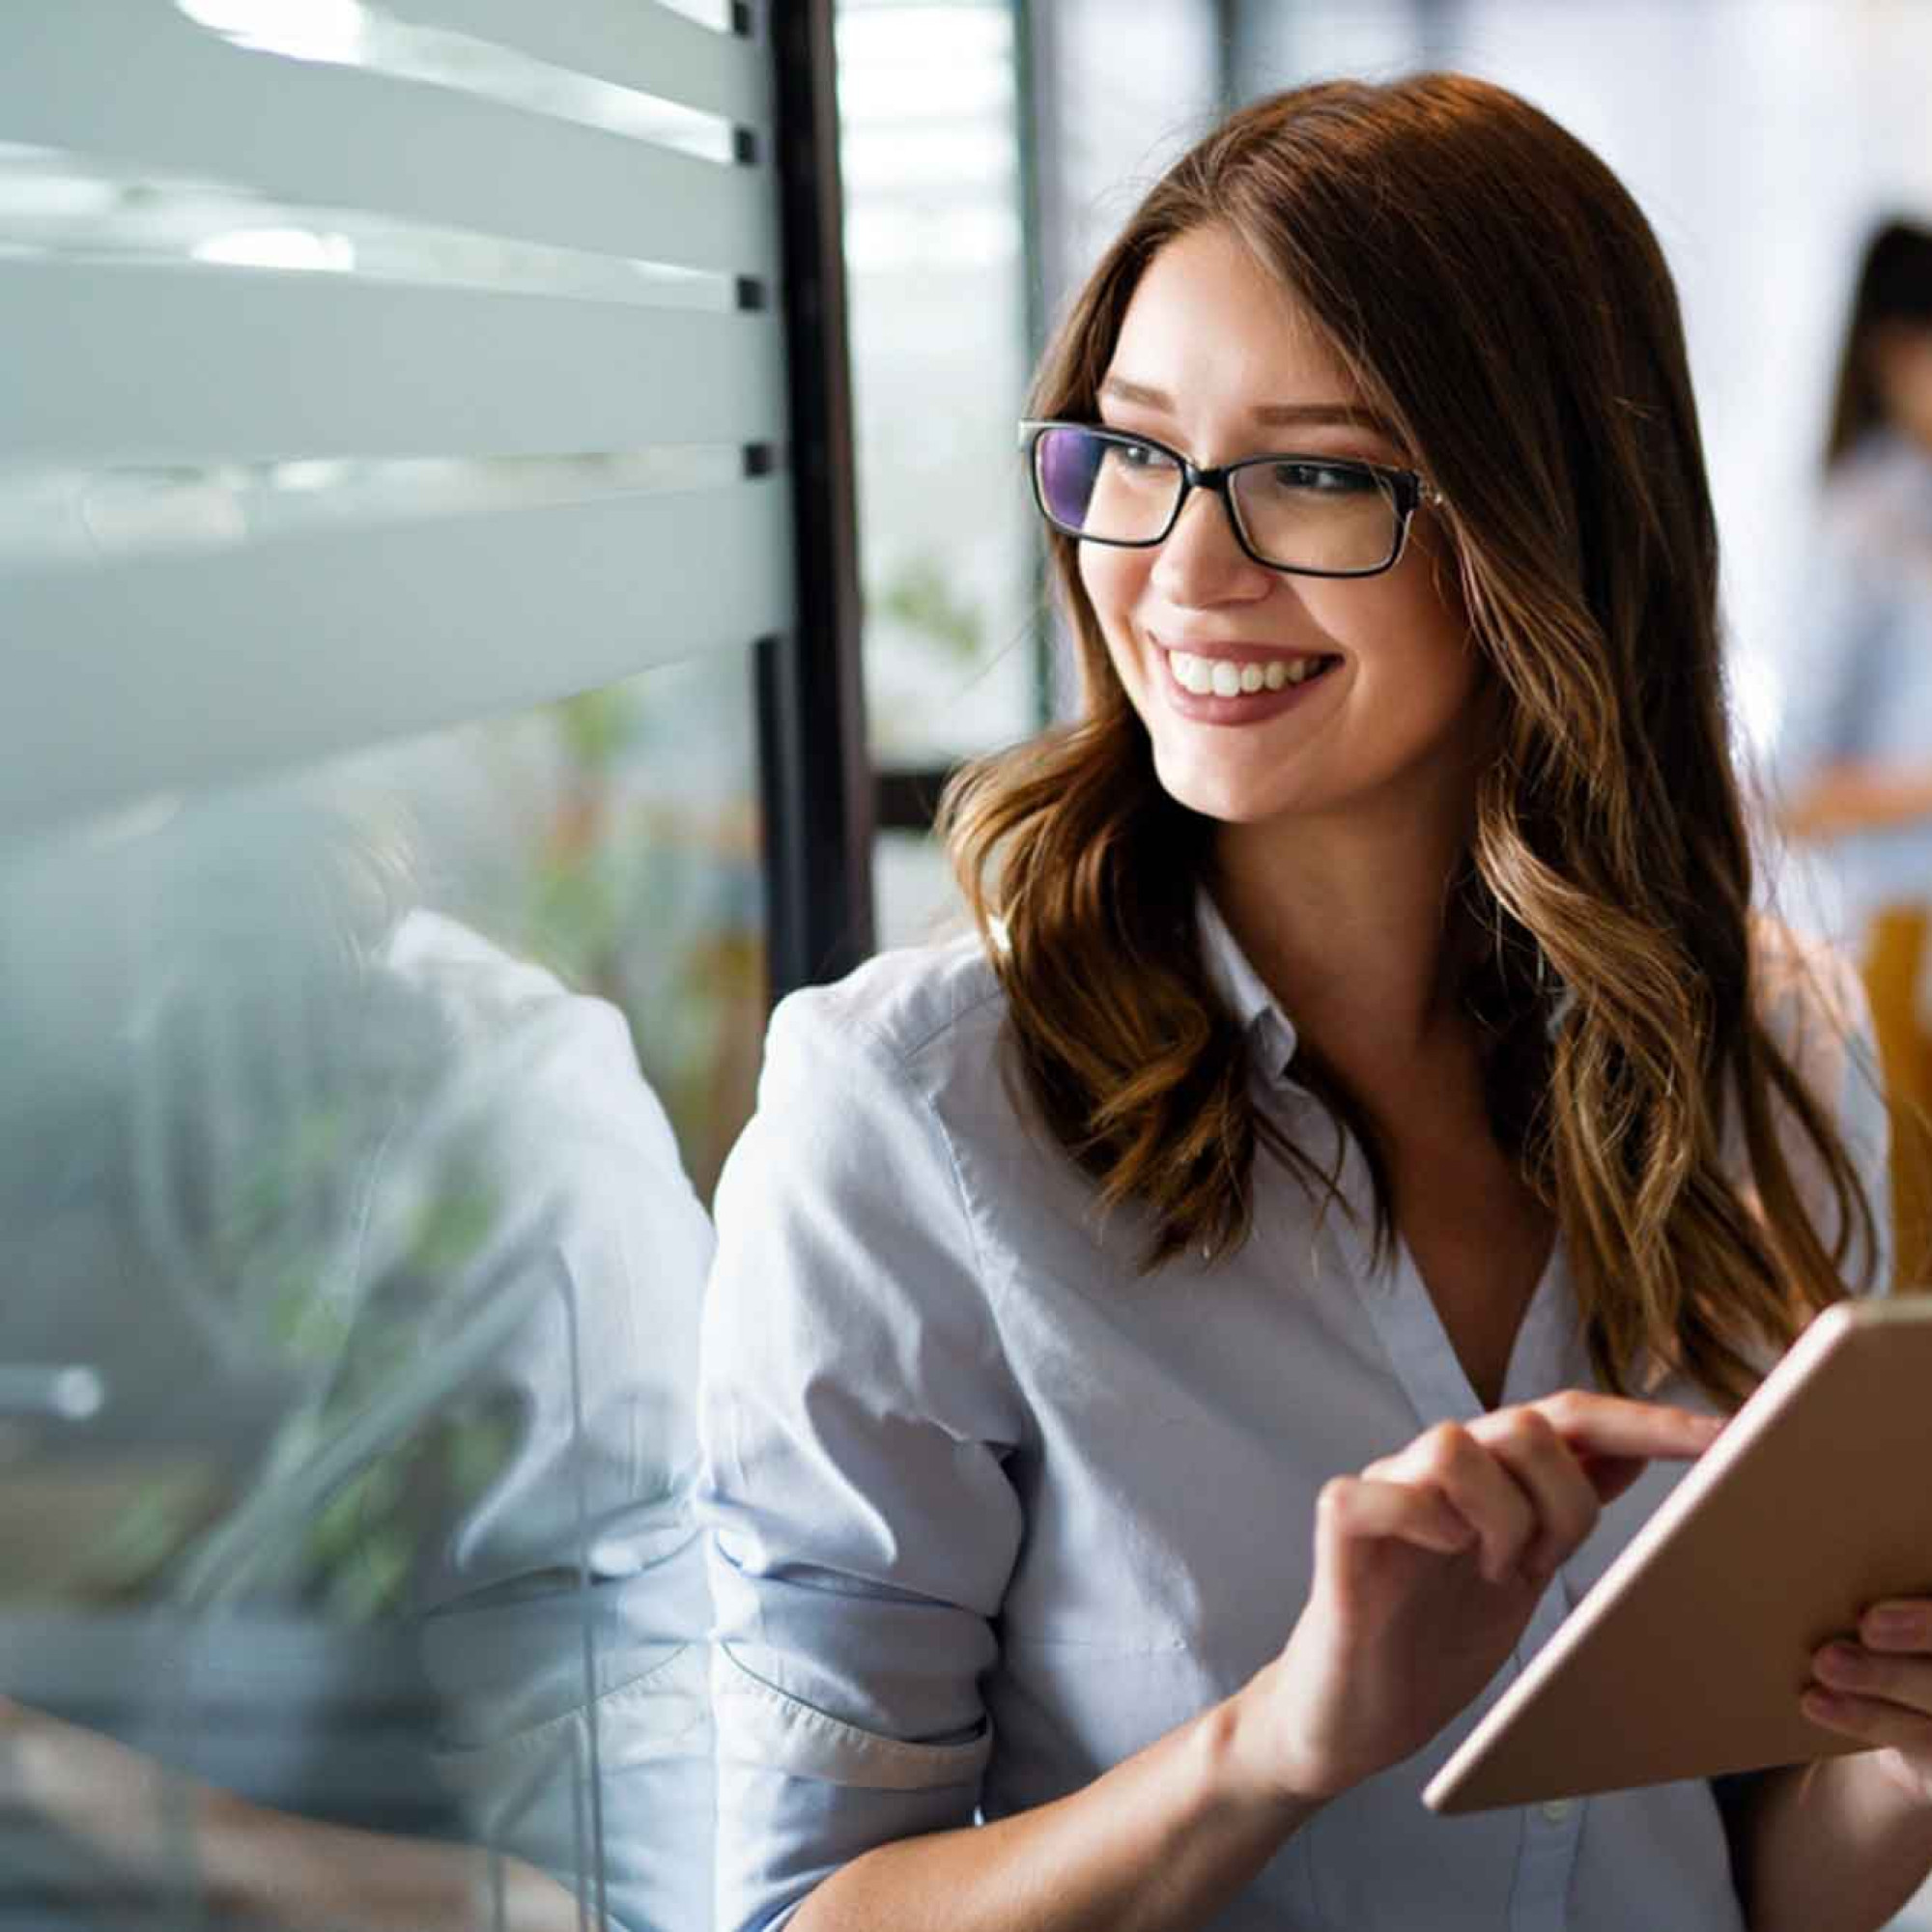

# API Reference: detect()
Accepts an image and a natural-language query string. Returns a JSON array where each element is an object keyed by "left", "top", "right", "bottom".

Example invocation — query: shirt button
[{"left": 1538, "top": 1799, "right": 1574, "bottom": 1824}]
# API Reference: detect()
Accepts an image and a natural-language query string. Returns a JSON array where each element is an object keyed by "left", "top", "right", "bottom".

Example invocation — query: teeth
[
  {"left": 1169, "top": 650, "right": 1327, "bottom": 697},
  {"left": 1174, "top": 652, "right": 1214, "bottom": 695}
]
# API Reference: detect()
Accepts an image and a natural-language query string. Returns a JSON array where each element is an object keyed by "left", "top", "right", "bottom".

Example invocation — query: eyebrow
[{"left": 1097, "top": 375, "right": 1395, "bottom": 436}]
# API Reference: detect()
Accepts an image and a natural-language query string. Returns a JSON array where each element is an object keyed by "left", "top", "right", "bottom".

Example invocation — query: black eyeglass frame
[{"left": 1018, "top": 418, "right": 1447, "bottom": 581}]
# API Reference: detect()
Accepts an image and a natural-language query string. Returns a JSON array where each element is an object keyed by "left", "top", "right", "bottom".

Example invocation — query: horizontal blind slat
[
  {"left": 1, "top": 483, "right": 792, "bottom": 834},
  {"left": 382, "top": 0, "right": 771, "bottom": 128},
  {"left": 4, "top": 1, "right": 776, "bottom": 275},
  {"left": 0, "top": 262, "right": 785, "bottom": 463}
]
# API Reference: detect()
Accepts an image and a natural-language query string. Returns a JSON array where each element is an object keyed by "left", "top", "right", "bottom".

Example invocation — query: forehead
[{"left": 1104, "top": 224, "right": 1363, "bottom": 415}]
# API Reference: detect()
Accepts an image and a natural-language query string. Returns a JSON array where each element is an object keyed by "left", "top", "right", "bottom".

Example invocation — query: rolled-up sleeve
[{"left": 696, "top": 990, "right": 1028, "bottom": 1932}]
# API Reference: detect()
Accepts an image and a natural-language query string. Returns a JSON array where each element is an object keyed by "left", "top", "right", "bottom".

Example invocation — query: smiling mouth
[{"left": 1164, "top": 649, "right": 1341, "bottom": 698}]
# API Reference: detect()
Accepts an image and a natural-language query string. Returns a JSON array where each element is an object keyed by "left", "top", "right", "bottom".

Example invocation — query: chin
[{"left": 1148, "top": 743, "right": 1297, "bottom": 826}]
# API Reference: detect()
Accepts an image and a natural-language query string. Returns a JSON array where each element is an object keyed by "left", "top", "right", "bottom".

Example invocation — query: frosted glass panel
[{"left": 0, "top": 651, "right": 760, "bottom": 1925}]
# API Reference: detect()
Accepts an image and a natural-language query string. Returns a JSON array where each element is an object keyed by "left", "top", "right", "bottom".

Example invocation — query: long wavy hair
[{"left": 939, "top": 73, "right": 1879, "bottom": 1409}]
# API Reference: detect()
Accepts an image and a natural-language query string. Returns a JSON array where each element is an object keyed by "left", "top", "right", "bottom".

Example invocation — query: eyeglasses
[{"left": 1019, "top": 418, "right": 1444, "bottom": 580}]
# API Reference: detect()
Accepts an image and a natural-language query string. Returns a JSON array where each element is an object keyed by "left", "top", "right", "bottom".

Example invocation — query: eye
[
  {"left": 1267, "top": 459, "right": 1378, "bottom": 494},
  {"left": 1113, "top": 438, "right": 1179, "bottom": 473}
]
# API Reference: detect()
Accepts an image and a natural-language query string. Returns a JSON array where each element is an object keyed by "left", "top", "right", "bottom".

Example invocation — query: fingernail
[
  {"left": 1865, "top": 1605, "right": 1920, "bottom": 1645},
  {"left": 1815, "top": 1642, "right": 1865, "bottom": 1682}
]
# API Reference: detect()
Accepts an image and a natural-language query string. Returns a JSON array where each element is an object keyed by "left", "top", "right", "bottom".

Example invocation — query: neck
[{"left": 1209, "top": 787, "right": 1478, "bottom": 1079}]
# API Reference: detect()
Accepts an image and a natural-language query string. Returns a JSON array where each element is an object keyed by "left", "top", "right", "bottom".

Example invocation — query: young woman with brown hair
[{"left": 700, "top": 73, "right": 1931, "bottom": 1931}]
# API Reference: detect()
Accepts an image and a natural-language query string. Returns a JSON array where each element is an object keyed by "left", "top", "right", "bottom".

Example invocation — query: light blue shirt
[
  {"left": 698, "top": 898, "right": 1887, "bottom": 1932},
  {"left": 1774, "top": 429, "right": 1932, "bottom": 943}
]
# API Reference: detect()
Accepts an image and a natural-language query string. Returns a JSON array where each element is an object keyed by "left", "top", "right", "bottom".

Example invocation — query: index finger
[{"left": 1529, "top": 1392, "right": 1723, "bottom": 1466}]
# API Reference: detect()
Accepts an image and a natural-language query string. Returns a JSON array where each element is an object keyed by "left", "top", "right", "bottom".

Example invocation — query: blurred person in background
[
  {"left": 1777, "top": 218, "right": 1932, "bottom": 1284},
  {"left": 1781, "top": 218, "right": 1932, "bottom": 869}
]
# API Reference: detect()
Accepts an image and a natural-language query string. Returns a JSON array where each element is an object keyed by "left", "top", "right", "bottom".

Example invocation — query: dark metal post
[
  {"left": 1013, "top": 0, "right": 1060, "bottom": 731},
  {"left": 1214, "top": 0, "right": 1245, "bottom": 108},
  {"left": 760, "top": 0, "right": 875, "bottom": 998},
  {"left": 1411, "top": 0, "right": 1469, "bottom": 66}
]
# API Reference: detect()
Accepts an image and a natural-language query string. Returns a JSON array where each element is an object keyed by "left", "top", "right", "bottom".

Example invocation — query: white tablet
[{"left": 1424, "top": 1294, "right": 1932, "bottom": 1813}]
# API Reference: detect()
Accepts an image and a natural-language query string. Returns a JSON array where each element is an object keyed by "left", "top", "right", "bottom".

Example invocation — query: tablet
[{"left": 1424, "top": 1294, "right": 1932, "bottom": 1814}]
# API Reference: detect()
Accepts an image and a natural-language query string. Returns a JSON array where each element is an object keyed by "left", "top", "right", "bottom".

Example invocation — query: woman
[
  {"left": 700, "top": 75, "right": 1932, "bottom": 1931},
  {"left": 1779, "top": 217, "right": 1932, "bottom": 876}
]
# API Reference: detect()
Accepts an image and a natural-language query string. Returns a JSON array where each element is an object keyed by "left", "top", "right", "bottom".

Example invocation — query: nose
[{"left": 1147, "top": 483, "right": 1273, "bottom": 609}]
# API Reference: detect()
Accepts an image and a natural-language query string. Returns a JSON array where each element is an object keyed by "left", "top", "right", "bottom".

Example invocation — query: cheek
[
  {"left": 1077, "top": 542, "right": 1136, "bottom": 618},
  {"left": 1076, "top": 550, "right": 1148, "bottom": 679},
  {"left": 1298, "top": 578, "right": 1484, "bottom": 763},
  {"left": 1388, "top": 622, "right": 1484, "bottom": 731},
  {"left": 1338, "top": 565, "right": 1474, "bottom": 699}
]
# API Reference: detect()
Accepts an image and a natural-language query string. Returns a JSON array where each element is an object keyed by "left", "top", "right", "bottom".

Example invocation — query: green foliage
[
  {"left": 526, "top": 855, "right": 622, "bottom": 987},
  {"left": 873, "top": 552, "right": 986, "bottom": 662},
  {"left": 554, "top": 687, "right": 639, "bottom": 775}
]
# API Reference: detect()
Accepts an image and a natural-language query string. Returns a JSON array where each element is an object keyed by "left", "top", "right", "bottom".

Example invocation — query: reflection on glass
[
  {"left": 0, "top": 144, "right": 741, "bottom": 310},
  {"left": 0, "top": 653, "right": 760, "bottom": 1925},
  {"left": 2, "top": 450, "right": 752, "bottom": 575},
  {"left": 175, "top": 0, "right": 742, "bottom": 162},
  {"left": 440, "top": 652, "right": 767, "bottom": 1203}
]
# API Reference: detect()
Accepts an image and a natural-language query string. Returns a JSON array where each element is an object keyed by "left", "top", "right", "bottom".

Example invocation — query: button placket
[{"left": 1509, "top": 1788, "right": 1585, "bottom": 1932}]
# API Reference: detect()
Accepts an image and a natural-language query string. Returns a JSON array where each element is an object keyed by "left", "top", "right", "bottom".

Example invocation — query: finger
[
  {"left": 1812, "top": 1642, "right": 1932, "bottom": 1719},
  {"left": 1801, "top": 1684, "right": 1932, "bottom": 1753},
  {"left": 1317, "top": 1474, "right": 1477, "bottom": 1559},
  {"left": 1387, "top": 1423, "right": 1539, "bottom": 1585},
  {"left": 1861, "top": 1600, "right": 1932, "bottom": 1654},
  {"left": 1574, "top": 1452, "right": 1647, "bottom": 1508},
  {"left": 1467, "top": 1406, "right": 1599, "bottom": 1578},
  {"left": 1530, "top": 1392, "right": 1724, "bottom": 1478}
]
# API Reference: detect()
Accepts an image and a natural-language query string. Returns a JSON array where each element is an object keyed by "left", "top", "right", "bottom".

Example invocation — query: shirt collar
[{"left": 1195, "top": 888, "right": 1301, "bottom": 1079}]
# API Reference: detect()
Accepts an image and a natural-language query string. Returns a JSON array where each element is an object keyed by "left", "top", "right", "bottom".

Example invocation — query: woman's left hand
[{"left": 1805, "top": 1599, "right": 1932, "bottom": 1805}]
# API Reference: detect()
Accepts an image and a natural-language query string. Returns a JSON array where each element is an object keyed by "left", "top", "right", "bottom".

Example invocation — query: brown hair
[
  {"left": 1823, "top": 216, "right": 1932, "bottom": 469},
  {"left": 940, "top": 73, "right": 1879, "bottom": 1408}
]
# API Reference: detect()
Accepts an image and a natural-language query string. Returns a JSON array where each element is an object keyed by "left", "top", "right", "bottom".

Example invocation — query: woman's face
[
  {"left": 1077, "top": 224, "right": 1484, "bottom": 838},
  {"left": 1871, "top": 321, "right": 1932, "bottom": 453}
]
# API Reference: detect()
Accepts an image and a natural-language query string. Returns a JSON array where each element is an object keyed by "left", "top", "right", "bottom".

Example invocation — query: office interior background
[{"left": 4, "top": 0, "right": 1932, "bottom": 1923}]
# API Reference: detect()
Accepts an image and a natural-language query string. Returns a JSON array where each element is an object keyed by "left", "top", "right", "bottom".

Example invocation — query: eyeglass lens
[{"left": 1034, "top": 425, "right": 1403, "bottom": 574}]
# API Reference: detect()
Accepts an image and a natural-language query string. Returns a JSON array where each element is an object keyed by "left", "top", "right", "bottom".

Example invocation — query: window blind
[{"left": 0, "top": 0, "right": 792, "bottom": 836}]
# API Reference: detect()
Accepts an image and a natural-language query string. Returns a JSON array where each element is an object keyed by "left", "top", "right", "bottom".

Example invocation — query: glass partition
[{"left": 0, "top": 654, "right": 759, "bottom": 1926}]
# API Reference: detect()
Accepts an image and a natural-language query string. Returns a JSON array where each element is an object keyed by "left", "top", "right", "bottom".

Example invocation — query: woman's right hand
[{"left": 1230, "top": 1393, "right": 1723, "bottom": 1807}]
